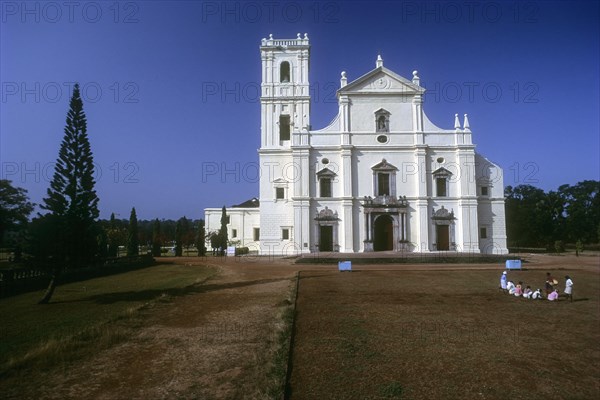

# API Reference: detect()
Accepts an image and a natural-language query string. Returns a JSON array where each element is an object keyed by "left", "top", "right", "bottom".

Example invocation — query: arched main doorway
[{"left": 373, "top": 215, "right": 394, "bottom": 251}]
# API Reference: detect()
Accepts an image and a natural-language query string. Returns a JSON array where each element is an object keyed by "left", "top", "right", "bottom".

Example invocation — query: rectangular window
[
  {"left": 436, "top": 178, "right": 447, "bottom": 197},
  {"left": 481, "top": 186, "right": 489, "bottom": 196},
  {"left": 279, "top": 115, "right": 290, "bottom": 141},
  {"left": 253, "top": 228, "right": 260, "bottom": 241},
  {"left": 320, "top": 178, "right": 332, "bottom": 198},
  {"left": 275, "top": 187, "right": 285, "bottom": 200},
  {"left": 232, "top": 229, "right": 237, "bottom": 238},
  {"left": 282, "top": 228, "right": 289, "bottom": 240},
  {"left": 377, "top": 173, "right": 390, "bottom": 196},
  {"left": 480, "top": 227, "right": 487, "bottom": 239}
]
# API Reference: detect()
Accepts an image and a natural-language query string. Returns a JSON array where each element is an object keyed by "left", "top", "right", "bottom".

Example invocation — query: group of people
[{"left": 500, "top": 271, "right": 573, "bottom": 302}]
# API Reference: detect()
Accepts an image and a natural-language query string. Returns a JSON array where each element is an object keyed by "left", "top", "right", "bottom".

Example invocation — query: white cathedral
[{"left": 205, "top": 34, "right": 508, "bottom": 255}]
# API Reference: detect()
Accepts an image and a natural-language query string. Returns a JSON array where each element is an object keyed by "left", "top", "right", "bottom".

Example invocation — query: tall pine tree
[
  {"left": 38, "top": 83, "right": 100, "bottom": 304},
  {"left": 127, "top": 207, "right": 139, "bottom": 256},
  {"left": 219, "top": 206, "right": 228, "bottom": 252}
]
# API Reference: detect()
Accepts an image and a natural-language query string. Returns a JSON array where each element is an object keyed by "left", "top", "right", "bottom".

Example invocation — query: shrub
[{"left": 554, "top": 240, "right": 565, "bottom": 253}]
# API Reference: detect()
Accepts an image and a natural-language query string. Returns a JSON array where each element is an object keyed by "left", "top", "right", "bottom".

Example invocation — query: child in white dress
[
  {"left": 507, "top": 281, "right": 516, "bottom": 295},
  {"left": 564, "top": 275, "right": 573, "bottom": 301}
]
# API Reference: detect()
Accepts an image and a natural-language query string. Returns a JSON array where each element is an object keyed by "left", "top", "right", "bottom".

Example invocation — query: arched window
[
  {"left": 280, "top": 61, "right": 290, "bottom": 83},
  {"left": 374, "top": 108, "right": 390, "bottom": 133}
]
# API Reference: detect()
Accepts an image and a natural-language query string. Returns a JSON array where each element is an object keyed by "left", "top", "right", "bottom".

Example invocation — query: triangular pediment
[
  {"left": 432, "top": 167, "right": 453, "bottom": 176},
  {"left": 372, "top": 159, "right": 398, "bottom": 171},
  {"left": 339, "top": 66, "right": 424, "bottom": 95},
  {"left": 316, "top": 167, "right": 337, "bottom": 177}
]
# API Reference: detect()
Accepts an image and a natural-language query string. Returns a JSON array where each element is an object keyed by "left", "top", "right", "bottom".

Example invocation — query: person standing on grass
[
  {"left": 564, "top": 275, "right": 574, "bottom": 301},
  {"left": 500, "top": 271, "right": 508, "bottom": 292}
]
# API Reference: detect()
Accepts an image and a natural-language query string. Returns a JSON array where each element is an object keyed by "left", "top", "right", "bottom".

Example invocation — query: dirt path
[{"left": 13, "top": 257, "right": 300, "bottom": 400}]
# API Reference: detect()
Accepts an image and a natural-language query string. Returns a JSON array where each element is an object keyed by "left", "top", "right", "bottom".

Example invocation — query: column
[{"left": 342, "top": 200, "right": 353, "bottom": 252}]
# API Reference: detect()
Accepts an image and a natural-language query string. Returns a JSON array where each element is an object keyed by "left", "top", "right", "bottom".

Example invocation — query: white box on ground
[
  {"left": 338, "top": 261, "right": 352, "bottom": 271},
  {"left": 226, "top": 246, "right": 236, "bottom": 256},
  {"left": 506, "top": 260, "right": 522, "bottom": 269}
]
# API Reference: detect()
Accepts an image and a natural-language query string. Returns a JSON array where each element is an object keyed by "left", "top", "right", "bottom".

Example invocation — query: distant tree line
[
  {"left": 98, "top": 213, "right": 206, "bottom": 257},
  {"left": 505, "top": 181, "right": 599, "bottom": 251}
]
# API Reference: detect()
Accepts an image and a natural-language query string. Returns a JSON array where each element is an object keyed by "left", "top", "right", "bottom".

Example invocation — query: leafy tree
[
  {"left": 208, "top": 231, "right": 220, "bottom": 254},
  {"left": 127, "top": 207, "right": 139, "bottom": 256},
  {"left": 196, "top": 219, "right": 206, "bottom": 256},
  {"left": 0, "top": 180, "right": 34, "bottom": 255},
  {"left": 558, "top": 181, "right": 599, "bottom": 244},
  {"left": 152, "top": 218, "right": 162, "bottom": 256},
  {"left": 37, "top": 83, "right": 100, "bottom": 304},
  {"left": 505, "top": 185, "right": 557, "bottom": 247},
  {"left": 505, "top": 181, "right": 599, "bottom": 249}
]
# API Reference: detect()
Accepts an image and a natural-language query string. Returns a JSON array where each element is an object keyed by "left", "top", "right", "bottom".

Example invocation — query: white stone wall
[
  {"left": 204, "top": 35, "right": 508, "bottom": 255},
  {"left": 204, "top": 207, "right": 261, "bottom": 252}
]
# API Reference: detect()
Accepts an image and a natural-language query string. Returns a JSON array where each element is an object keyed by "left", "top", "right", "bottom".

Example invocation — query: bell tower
[{"left": 260, "top": 33, "right": 311, "bottom": 148}]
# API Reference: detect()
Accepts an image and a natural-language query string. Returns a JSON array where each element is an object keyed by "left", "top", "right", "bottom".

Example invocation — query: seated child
[
  {"left": 522, "top": 286, "right": 533, "bottom": 299},
  {"left": 514, "top": 282, "right": 523, "bottom": 297},
  {"left": 532, "top": 288, "right": 543, "bottom": 299},
  {"left": 547, "top": 289, "right": 559, "bottom": 301},
  {"left": 507, "top": 281, "right": 516, "bottom": 295}
]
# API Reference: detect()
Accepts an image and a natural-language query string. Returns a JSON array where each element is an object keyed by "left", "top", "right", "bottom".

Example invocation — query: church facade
[{"left": 205, "top": 34, "right": 508, "bottom": 255}]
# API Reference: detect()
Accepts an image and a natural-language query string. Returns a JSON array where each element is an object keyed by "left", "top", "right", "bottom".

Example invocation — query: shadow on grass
[{"left": 51, "top": 278, "right": 290, "bottom": 305}]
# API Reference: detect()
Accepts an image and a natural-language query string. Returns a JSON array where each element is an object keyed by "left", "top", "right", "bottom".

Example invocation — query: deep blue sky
[{"left": 1, "top": 0, "right": 599, "bottom": 220}]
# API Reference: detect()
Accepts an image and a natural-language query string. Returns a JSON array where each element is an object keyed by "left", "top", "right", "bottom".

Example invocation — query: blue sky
[{"left": 1, "top": 0, "right": 599, "bottom": 220}]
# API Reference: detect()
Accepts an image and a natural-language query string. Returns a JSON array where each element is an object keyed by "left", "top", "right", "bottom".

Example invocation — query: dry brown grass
[
  {"left": 0, "top": 257, "right": 300, "bottom": 399},
  {"left": 289, "top": 268, "right": 600, "bottom": 399}
]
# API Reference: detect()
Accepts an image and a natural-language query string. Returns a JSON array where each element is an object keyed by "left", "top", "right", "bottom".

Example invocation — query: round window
[
  {"left": 377, "top": 135, "right": 388, "bottom": 144},
  {"left": 436, "top": 157, "right": 445, "bottom": 163},
  {"left": 322, "top": 158, "right": 329, "bottom": 164}
]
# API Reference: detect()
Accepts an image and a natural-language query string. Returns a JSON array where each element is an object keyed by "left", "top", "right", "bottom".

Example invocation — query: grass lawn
[
  {"left": 289, "top": 269, "right": 600, "bottom": 400},
  {"left": 0, "top": 261, "right": 217, "bottom": 375}
]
